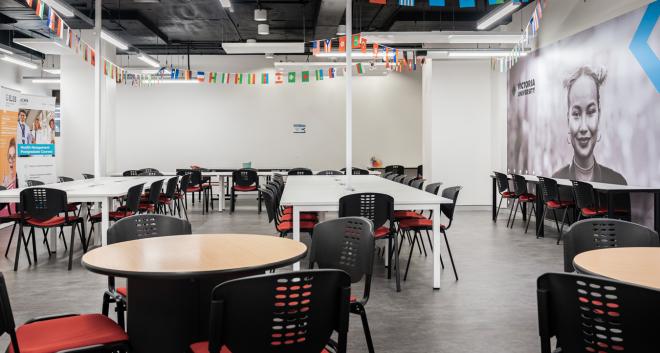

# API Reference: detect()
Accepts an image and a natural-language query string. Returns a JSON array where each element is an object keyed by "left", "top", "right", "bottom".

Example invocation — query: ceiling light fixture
[
  {"left": 337, "top": 25, "right": 346, "bottom": 35},
  {"left": 41, "top": 0, "right": 76, "bottom": 17},
  {"left": 254, "top": 8, "right": 267, "bottom": 21},
  {"left": 101, "top": 30, "right": 129, "bottom": 50},
  {"left": 153, "top": 79, "right": 199, "bottom": 84},
  {"left": 314, "top": 51, "right": 393, "bottom": 59},
  {"left": 218, "top": 0, "right": 231, "bottom": 8},
  {"left": 265, "top": 53, "right": 274, "bottom": 59},
  {"left": 446, "top": 50, "right": 527, "bottom": 58},
  {"left": 0, "top": 47, "right": 13, "bottom": 55},
  {"left": 31, "top": 78, "right": 61, "bottom": 84},
  {"left": 477, "top": 1, "right": 521, "bottom": 30},
  {"left": 137, "top": 53, "right": 160, "bottom": 68},
  {"left": 258, "top": 24, "right": 269, "bottom": 35},
  {"left": 222, "top": 42, "right": 304, "bottom": 54},
  {"left": 1, "top": 55, "right": 38, "bottom": 69},
  {"left": 43, "top": 68, "right": 61, "bottom": 75}
]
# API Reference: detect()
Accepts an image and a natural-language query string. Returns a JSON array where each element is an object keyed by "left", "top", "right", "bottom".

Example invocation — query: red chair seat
[
  {"left": 186, "top": 186, "right": 202, "bottom": 192},
  {"left": 374, "top": 226, "right": 390, "bottom": 239},
  {"left": 66, "top": 204, "right": 79, "bottom": 212},
  {"left": 350, "top": 294, "right": 357, "bottom": 303},
  {"left": 26, "top": 216, "right": 81, "bottom": 227},
  {"left": 518, "top": 194, "right": 536, "bottom": 202},
  {"left": 190, "top": 342, "right": 330, "bottom": 353},
  {"left": 282, "top": 207, "right": 318, "bottom": 217},
  {"left": 159, "top": 196, "right": 172, "bottom": 203},
  {"left": 9, "top": 314, "right": 128, "bottom": 353},
  {"left": 501, "top": 191, "right": 516, "bottom": 198},
  {"left": 233, "top": 185, "right": 257, "bottom": 192},
  {"left": 280, "top": 213, "right": 318, "bottom": 222},
  {"left": 276, "top": 221, "right": 317, "bottom": 233},
  {"left": 0, "top": 213, "right": 24, "bottom": 221},
  {"left": 394, "top": 211, "right": 425, "bottom": 220},
  {"left": 546, "top": 200, "right": 574, "bottom": 209},
  {"left": 116, "top": 287, "right": 127, "bottom": 297},
  {"left": 581, "top": 207, "right": 608, "bottom": 216},
  {"left": 399, "top": 218, "right": 432, "bottom": 229},
  {"left": 90, "top": 211, "right": 133, "bottom": 222}
]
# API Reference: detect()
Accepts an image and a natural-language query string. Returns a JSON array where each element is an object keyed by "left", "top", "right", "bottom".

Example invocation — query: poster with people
[
  {"left": 507, "top": 4, "right": 660, "bottom": 224},
  {"left": 1, "top": 87, "right": 19, "bottom": 193},
  {"left": 15, "top": 94, "right": 57, "bottom": 186}
]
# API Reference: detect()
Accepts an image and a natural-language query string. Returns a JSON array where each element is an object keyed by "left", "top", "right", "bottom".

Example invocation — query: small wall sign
[{"left": 293, "top": 123, "right": 306, "bottom": 134}]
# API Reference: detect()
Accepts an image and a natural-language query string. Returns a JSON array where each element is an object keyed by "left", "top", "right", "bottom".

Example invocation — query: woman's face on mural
[
  {"left": 8, "top": 145, "right": 15, "bottom": 170},
  {"left": 49, "top": 119, "right": 55, "bottom": 129},
  {"left": 568, "top": 76, "right": 600, "bottom": 161}
]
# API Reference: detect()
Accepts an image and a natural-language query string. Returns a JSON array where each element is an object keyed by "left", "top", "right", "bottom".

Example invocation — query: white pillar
[
  {"left": 345, "top": 0, "right": 352, "bottom": 189},
  {"left": 93, "top": 0, "right": 102, "bottom": 177}
]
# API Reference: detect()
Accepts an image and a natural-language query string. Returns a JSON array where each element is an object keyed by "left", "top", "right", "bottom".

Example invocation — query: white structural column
[
  {"left": 93, "top": 0, "right": 102, "bottom": 177},
  {"left": 344, "top": 0, "right": 352, "bottom": 189}
]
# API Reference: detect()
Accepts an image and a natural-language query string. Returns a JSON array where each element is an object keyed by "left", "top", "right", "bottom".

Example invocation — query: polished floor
[{"left": 0, "top": 198, "right": 563, "bottom": 352}]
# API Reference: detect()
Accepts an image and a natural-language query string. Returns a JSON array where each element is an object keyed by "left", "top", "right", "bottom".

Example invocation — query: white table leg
[
  {"left": 292, "top": 205, "right": 301, "bottom": 271},
  {"left": 432, "top": 205, "right": 441, "bottom": 289},
  {"left": 218, "top": 175, "right": 224, "bottom": 212},
  {"left": 101, "top": 197, "right": 110, "bottom": 246}
]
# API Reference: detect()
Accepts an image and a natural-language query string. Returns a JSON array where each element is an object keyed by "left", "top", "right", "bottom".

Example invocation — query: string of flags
[{"left": 370, "top": 0, "right": 531, "bottom": 8}]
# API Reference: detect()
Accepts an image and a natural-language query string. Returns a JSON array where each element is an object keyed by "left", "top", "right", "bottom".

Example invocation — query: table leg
[
  {"left": 217, "top": 175, "right": 224, "bottom": 212},
  {"left": 492, "top": 177, "right": 497, "bottom": 222},
  {"left": 432, "top": 205, "right": 441, "bottom": 290},
  {"left": 535, "top": 183, "right": 544, "bottom": 237},
  {"left": 292, "top": 206, "right": 301, "bottom": 271},
  {"left": 654, "top": 192, "right": 660, "bottom": 234},
  {"left": 101, "top": 197, "right": 110, "bottom": 246}
]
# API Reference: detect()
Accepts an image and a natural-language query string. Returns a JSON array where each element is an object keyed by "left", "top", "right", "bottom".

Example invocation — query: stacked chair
[{"left": 261, "top": 180, "right": 318, "bottom": 238}]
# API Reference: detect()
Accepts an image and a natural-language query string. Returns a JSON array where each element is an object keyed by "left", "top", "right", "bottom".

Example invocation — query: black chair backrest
[
  {"left": 0, "top": 274, "right": 19, "bottom": 353},
  {"left": 147, "top": 179, "right": 164, "bottom": 204},
  {"left": 563, "top": 218, "right": 660, "bottom": 272},
  {"left": 416, "top": 164, "right": 423, "bottom": 178},
  {"left": 441, "top": 186, "right": 462, "bottom": 226},
  {"left": 272, "top": 173, "right": 284, "bottom": 185},
  {"left": 317, "top": 170, "right": 343, "bottom": 175},
  {"left": 385, "top": 165, "right": 405, "bottom": 175},
  {"left": 571, "top": 180, "right": 598, "bottom": 210},
  {"left": 123, "top": 170, "right": 139, "bottom": 177},
  {"left": 261, "top": 188, "right": 277, "bottom": 223},
  {"left": 425, "top": 182, "right": 443, "bottom": 195},
  {"left": 537, "top": 272, "right": 660, "bottom": 353},
  {"left": 288, "top": 168, "right": 313, "bottom": 176},
  {"left": 339, "top": 193, "right": 393, "bottom": 230},
  {"left": 493, "top": 172, "right": 510, "bottom": 193},
  {"left": 401, "top": 176, "right": 415, "bottom": 186},
  {"left": 20, "top": 188, "right": 68, "bottom": 220},
  {"left": 232, "top": 168, "right": 258, "bottom": 187},
  {"left": 511, "top": 174, "right": 529, "bottom": 196},
  {"left": 139, "top": 168, "right": 161, "bottom": 175},
  {"left": 58, "top": 176, "right": 74, "bottom": 183},
  {"left": 178, "top": 169, "right": 203, "bottom": 187},
  {"left": 410, "top": 179, "right": 424, "bottom": 190},
  {"left": 124, "top": 184, "right": 145, "bottom": 213},
  {"left": 82, "top": 173, "right": 94, "bottom": 179},
  {"left": 163, "top": 177, "right": 178, "bottom": 198},
  {"left": 538, "top": 176, "right": 562, "bottom": 202},
  {"left": 207, "top": 269, "right": 351, "bottom": 353},
  {"left": 386, "top": 173, "right": 399, "bottom": 181},
  {"left": 393, "top": 175, "right": 406, "bottom": 183},
  {"left": 350, "top": 168, "right": 369, "bottom": 175},
  {"left": 25, "top": 180, "right": 44, "bottom": 187},
  {"left": 107, "top": 214, "right": 192, "bottom": 245},
  {"left": 178, "top": 173, "right": 191, "bottom": 193}
]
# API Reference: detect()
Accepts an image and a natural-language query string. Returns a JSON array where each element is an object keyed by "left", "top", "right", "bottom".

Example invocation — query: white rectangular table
[
  {"left": 0, "top": 176, "right": 167, "bottom": 247},
  {"left": 280, "top": 175, "right": 452, "bottom": 290}
]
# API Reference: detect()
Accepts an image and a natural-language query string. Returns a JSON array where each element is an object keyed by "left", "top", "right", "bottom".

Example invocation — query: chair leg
[
  {"left": 551, "top": 209, "right": 561, "bottom": 235},
  {"left": 4, "top": 222, "right": 17, "bottom": 258},
  {"left": 67, "top": 225, "right": 76, "bottom": 270},
  {"left": 116, "top": 299, "right": 126, "bottom": 330},
  {"left": 42, "top": 228, "right": 52, "bottom": 257},
  {"left": 415, "top": 231, "right": 424, "bottom": 255},
  {"left": 102, "top": 291, "right": 111, "bottom": 316},
  {"left": 404, "top": 232, "right": 418, "bottom": 281},
  {"left": 556, "top": 209, "right": 569, "bottom": 245},
  {"left": 230, "top": 188, "right": 235, "bottom": 213},
  {"left": 537, "top": 206, "right": 547, "bottom": 238},
  {"left": 418, "top": 231, "right": 427, "bottom": 257},
  {"left": 258, "top": 190, "right": 262, "bottom": 214},
  {"left": 442, "top": 230, "right": 459, "bottom": 281},
  {"left": 524, "top": 203, "right": 535, "bottom": 234},
  {"left": 354, "top": 304, "right": 375, "bottom": 353},
  {"left": 495, "top": 196, "right": 504, "bottom": 221},
  {"left": 13, "top": 226, "right": 27, "bottom": 271},
  {"left": 78, "top": 221, "right": 87, "bottom": 253},
  {"left": 509, "top": 199, "right": 520, "bottom": 228},
  {"left": 506, "top": 199, "right": 516, "bottom": 227},
  {"left": 30, "top": 227, "right": 37, "bottom": 264}
]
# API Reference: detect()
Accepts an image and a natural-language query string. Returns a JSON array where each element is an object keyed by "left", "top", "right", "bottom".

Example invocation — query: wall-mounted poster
[
  {"left": 0, "top": 87, "right": 19, "bottom": 192},
  {"left": 16, "top": 94, "right": 57, "bottom": 186},
  {"left": 507, "top": 3, "right": 660, "bottom": 225}
]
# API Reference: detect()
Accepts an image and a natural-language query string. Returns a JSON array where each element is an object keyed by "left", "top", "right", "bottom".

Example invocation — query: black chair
[
  {"left": 0, "top": 273, "right": 129, "bottom": 353},
  {"left": 339, "top": 193, "right": 401, "bottom": 291},
  {"left": 410, "top": 179, "right": 424, "bottom": 190},
  {"left": 189, "top": 270, "right": 351, "bottom": 353},
  {"left": 231, "top": 168, "right": 260, "bottom": 213},
  {"left": 174, "top": 173, "right": 190, "bottom": 220},
  {"left": 416, "top": 165, "right": 423, "bottom": 178},
  {"left": 87, "top": 183, "right": 144, "bottom": 248},
  {"left": 18, "top": 188, "right": 86, "bottom": 270},
  {"left": 58, "top": 176, "right": 74, "bottom": 182},
  {"left": 178, "top": 169, "right": 210, "bottom": 212},
  {"left": 385, "top": 165, "right": 404, "bottom": 175},
  {"left": 288, "top": 168, "right": 313, "bottom": 176},
  {"left": 350, "top": 168, "right": 369, "bottom": 175},
  {"left": 122, "top": 169, "right": 140, "bottom": 176},
  {"left": 82, "top": 173, "right": 94, "bottom": 179},
  {"left": 393, "top": 182, "right": 443, "bottom": 252},
  {"left": 493, "top": 172, "right": 516, "bottom": 224},
  {"left": 385, "top": 173, "right": 399, "bottom": 181},
  {"left": 102, "top": 214, "right": 192, "bottom": 329},
  {"left": 159, "top": 176, "right": 179, "bottom": 215},
  {"left": 571, "top": 180, "right": 607, "bottom": 220},
  {"left": 262, "top": 188, "right": 317, "bottom": 238},
  {"left": 537, "top": 272, "right": 660, "bottom": 353},
  {"left": 25, "top": 180, "right": 43, "bottom": 187},
  {"left": 392, "top": 175, "right": 406, "bottom": 183},
  {"left": 139, "top": 179, "right": 164, "bottom": 214},
  {"left": 138, "top": 168, "right": 162, "bottom": 176},
  {"left": 310, "top": 217, "right": 376, "bottom": 353},
  {"left": 538, "top": 176, "right": 575, "bottom": 243},
  {"left": 562, "top": 218, "right": 659, "bottom": 272},
  {"left": 317, "top": 170, "right": 343, "bottom": 175},
  {"left": 509, "top": 174, "right": 536, "bottom": 232},
  {"left": 0, "top": 187, "right": 28, "bottom": 263}
]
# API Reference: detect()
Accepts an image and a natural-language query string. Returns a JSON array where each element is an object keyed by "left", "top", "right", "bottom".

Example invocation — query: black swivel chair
[
  {"left": 310, "top": 217, "right": 376, "bottom": 353},
  {"left": 288, "top": 168, "right": 313, "bottom": 176},
  {"left": 190, "top": 270, "right": 351, "bottom": 353},
  {"left": 317, "top": 170, "right": 343, "bottom": 175},
  {"left": 537, "top": 272, "right": 660, "bottom": 353},
  {"left": 101, "top": 214, "right": 192, "bottom": 329},
  {"left": 122, "top": 170, "right": 140, "bottom": 177},
  {"left": 562, "top": 218, "right": 659, "bottom": 272},
  {"left": 58, "top": 176, "right": 74, "bottom": 182},
  {"left": 230, "top": 168, "right": 260, "bottom": 213},
  {"left": 385, "top": 165, "right": 404, "bottom": 175}
]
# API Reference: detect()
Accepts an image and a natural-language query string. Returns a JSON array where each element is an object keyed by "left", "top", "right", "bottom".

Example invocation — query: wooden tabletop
[
  {"left": 573, "top": 247, "right": 660, "bottom": 290},
  {"left": 82, "top": 234, "right": 307, "bottom": 278}
]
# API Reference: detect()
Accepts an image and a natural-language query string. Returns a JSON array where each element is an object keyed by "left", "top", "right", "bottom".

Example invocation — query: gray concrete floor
[{"left": 0, "top": 198, "right": 564, "bottom": 352}]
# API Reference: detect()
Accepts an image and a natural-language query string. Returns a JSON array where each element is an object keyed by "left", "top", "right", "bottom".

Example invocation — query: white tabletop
[
  {"left": 502, "top": 174, "right": 660, "bottom": 192},
  {"left": 111, "top": 170, "right": 380, "bottom": 177},
  {"left": 280, "top": 175, "right": 451, "bottom": 208}
]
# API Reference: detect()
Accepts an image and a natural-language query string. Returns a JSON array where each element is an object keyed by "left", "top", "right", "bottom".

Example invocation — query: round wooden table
[
  {"left": 573, "top": 247, "right": 660, "bottom": 290},
  {"left": 82, "top": 234, "right": 307, "bottom": 353}
]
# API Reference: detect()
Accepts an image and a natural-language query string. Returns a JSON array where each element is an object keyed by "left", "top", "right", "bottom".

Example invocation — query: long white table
[
  {"left": 280, "top": 175, "right": 452, "bottom": 290},
  {"left": 0, "top": 176, "right": 166, "bottom": 248}
]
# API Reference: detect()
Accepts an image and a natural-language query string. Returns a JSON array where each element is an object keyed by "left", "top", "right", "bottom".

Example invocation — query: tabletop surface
[
  {"left": 492, "top": 174, "right": 660, "bottom": 192},
  {"left": 280, "top": 175, "right": 451, "bottom": 207},
  {"left": 0, "top": 176, "right": 167, "bottom": 200},
  {"left": 112, "top": 170, "right": 380, "bottom": 177},
  {"left": 573, "top": 247, "right": 660, "bottom": 290},
  {"left": 82, "top": 234, "right": 308, "bottom": 277}
]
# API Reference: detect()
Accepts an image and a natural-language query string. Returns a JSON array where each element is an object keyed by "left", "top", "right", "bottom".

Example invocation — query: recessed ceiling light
[
  {"left": 31, "top": 78, "right": 61, "bottom": 84},
  {"left": 137, "top": 53, "right": 160, "bottom": 68},
  {"left": 101, "top": 30, "right": 130, "bottom": 51},
  {"left": 258, "top": 24, "right": 269, "bottom": 35},
  {"left": 477, "top": 1, "right": 521, "bottom": 30},
  {"left": 265, "top": 53, "right": 274, "bottom": 59},
  {"left": 254, "top": 9, "right": 267, "bottom": 21},
  {"left": 337, "top": 25, "right": 346, "bottom": 35},
  {"left": 1, "top": 55, "right": 38, "bottom": 69}
]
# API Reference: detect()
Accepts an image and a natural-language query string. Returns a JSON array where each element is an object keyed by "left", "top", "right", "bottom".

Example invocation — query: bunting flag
[
  {"left": 429, "top": 0, "right": 445, "bottom": 6},
  {"left": 248, "top": 73, "right": 257, "bottom": 84},
  {"left": 208, "top": 72, "right": 217, "bottom": 83},
  {"left": 398, "top": 0, "right": 414, "bottom": 6},
  {"left": 312, "top": 41, "right": 320, "bottom": 56},
  {"left": 301, "top": 71, "right": 310, "bottom": 82},
  {"left": 26, "top": 0, "right": 33, "bottom": 6},
  {"left": 36, "top": 0, "right": 44, "bottom": 18},
  {"left": 324, "top": 39, "right": 332, "bottom": 53},
  {"left": 315, "top": 69, "right": 324, "bottom": 81},
  {"left": 372, "top": 43, "right": 379, "bottom": 58},
  {"left": 369, "top": 0, "right": 386, "bottom": 4},
  {"left": 261, "top": 73, "right": 269, "bottom": 84},
  {"left": 352, "top": 34, "right": 361, "bottom": 49},
  {"left": 328, "top": 67, "right": 335, "bottom": 79},
  {"left": 288, "top": 72, "right": 296, "bottom": 83},
  {"left": 356, "top": 63, "right": 364, "bottom": 74},
  {"left": 90, "top": 49, "right": 95, "bottom": 66},
  {"left": 103, "top": 61, "right": 107, "bottom": 75},
  {"left": 488, "top": 0, "right": 504, "bottom": 4},
  {"left": 360, "top": 38, "right": 367, "bottom": 53},
  {"left": 275, "top": 72, "right": 284, "bottom": 84},
  {"left": 458, "top": 0, "right": 476, "bottom": 7},
  {"left": 235, "top": 73, "right": 243, "bottom": 84},
  {"left": 223, "top": 72, "right": 230, "bottom": 84},
  {"left": 48, "top": 8, "right": 56, "bottom": 31},
  {"left": 196, "top": 71, "right": 205, "bottom": 82},
  {"left": 338, "top": 36, "right": 346, "bottom": 52},
  {"left": 57, "top": 19, "right": 64, "bottom": 38},
  {"left": 385, "top": 47, "right": 390, "bottom": 62},
  {"left": 66, "top": 29, "right": 72, "bottom": 47}
]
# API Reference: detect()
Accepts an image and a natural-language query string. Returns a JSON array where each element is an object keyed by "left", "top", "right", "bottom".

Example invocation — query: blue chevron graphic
[{"left": 629, "top": 1, "right": 660, "bottom": 92}]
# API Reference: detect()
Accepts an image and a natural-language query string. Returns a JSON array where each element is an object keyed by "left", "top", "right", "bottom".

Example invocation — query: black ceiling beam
[{"left": 100, "top": 9, "right": 170, "bottom": 44}]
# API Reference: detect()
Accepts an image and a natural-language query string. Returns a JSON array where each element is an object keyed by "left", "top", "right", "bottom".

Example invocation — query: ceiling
[{"left": 0, "top": 0, "right": 527, "bottom": 56}]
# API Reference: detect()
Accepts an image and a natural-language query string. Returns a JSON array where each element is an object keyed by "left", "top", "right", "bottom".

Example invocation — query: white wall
[
  {"left": 0, "top": 62, "right": 55, "bottom": 97},
  {"left": 112, "top": 55, "right": 421, "bottom": 172}
]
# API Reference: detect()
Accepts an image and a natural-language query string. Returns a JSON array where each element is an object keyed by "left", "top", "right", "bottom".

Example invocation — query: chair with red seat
[
  {"left": 230, "top": 168, "right": 260, "bottom": 213},
  {"left": 139, "top": 179, "right": 164, "bottom": 214},
  {"left": 174, "top": 173, "right": 190, "bottom": 220},
  {"left": 309, "top": 217, "right": 376, "bottom": 353},
  {"left": 159, "top": 176, "right": 179, "bottom": 215},
  {"left": 122, "top": 169, "right": 139, "bottom": 176},
  {"left": 0, "top": 273, "right": 130, "bottom": 353},
  {"left": 178, "top": 169, "right": 211, "bottom": 213},
  {"left": 87, "top": 183, "right": 144, "bottom": 248},
  {"left": 190, "top": 269, "right": 351, "bottom": 353},
  {"left": 394, "top": 183, "right": 442, "bottom": 259},
  {"left": 385, "top": 165, "right": 404, "bottom": 175},
  {"left": 102, "top": 214, "right": 192, "bottom": 329},
  {"left": 18, "top": 187, "right": 85, "bottom": 271},
  {"left": 262, "top": 188, "right": 317, "bottom": 238},
  {"left": 571, "top": 180, "right": 608, "bottom": 221},
  {"left": 493, "top": 172, "right": 517, "bottom": 225},
  {"left": 537, "top": 176, "right": 575, "bottom": 244},
  {"left": 339, "top": 193, "right": 402, "bottom": 291},
  {"left": 509, "top": 174, "right": 537, "bottom": 233},
  {"left": 0, "top": 186, "right": 30, "bottom": 264},
  {"left": 399, "top": 186, "right": 462, "bottom": 282}
]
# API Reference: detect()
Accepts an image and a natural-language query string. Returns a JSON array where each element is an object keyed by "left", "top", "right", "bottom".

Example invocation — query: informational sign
[
  {"left": 293, "top": 123, "right": 306, "bottom": 134},
  {"left": 15, "top": 93, "right": 57, "bottom": 186},
  {"left": 0, "top": 87, "right": 19, "bottom": 192}
]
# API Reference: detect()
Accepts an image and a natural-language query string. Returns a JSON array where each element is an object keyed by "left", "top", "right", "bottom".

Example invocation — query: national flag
[
  {"left": 36, "top": 0, "right": 44, "bottom": 18},
  {"left": 352, "top": 34, "right": 361, "bottom": 49},
  {"left": 26, "top": 0, "right": 33, "bottom": 6},
  {"left": 360, "top": 38, "right": 367, "bottom": 53},
  {"left": 536, "top": 3, "right": 543, "bottom": 19},
  {"left": 369, "top": 0, "right": 386, "bottom": 4},
  {"left": 275, "top": 72, "right": 283, "bottom": 84},
  {"left": 398, "top": 0, "right": 414, "bottom": 6},
  {"left": 103, "top": 61, "right": 107, "bottom": 75},
  {"left": 372, "top": 43, "right": 379, "bottom": 58},
  {"left": 324, "top": 39, "right": 332, "bottom": 53},
  {"left": 261, "top": 73, "right": 269, "bottom": 84},
  {"left": 173, "top": 69, "right": 180, "bottom": 80},
  {"left": 429, "top": 0, "right": 445, "bottom": 6},
  {"left": 248, "top": 73, "right": 256, "bottom": 84},
  {"left": 288, "top": 72, "right": 296, "bottom": 83},
  {"left": 224, "top": 72, "right": 231, "bottom": 84},
  {"left": 312, "top": 41, "right": 320, "bottom": 56},
  {"left": 338, "top": 36, "right": 346, "bottom": 52},
  {"left": 90, "top": 49, "right": 95, "bottom": 66},
  {"left": 184, "top": 70, "right": 191, "bottom": 80},
  {"left": 458, "top": 0, "right": 476, "bottom": 7},
  {"left": 209, "top": 72, "right": 217, "bottom": 83},
  {"left": 301, "top": 71, "right": 310, "bottom": 83},
  {"left": 48, "top": 8, "right": 56, "bottom": 31},
  {"left": 111, "top": 65, "right": 115, "bottom": 79},
  {"left": 385, "top": 47, "right": 390, "bottom": 62},
  {"left": 328, "top": 67, "right": 335, "bottom": 79},
  {"left": 356, "top": 63, "right": 364, "bottom": 74},
  {"left": 57, "top": 20, "right": 63, "bottom": 38},
  {"left": 66, "top": 29, "right": 72, "bottom": 47},
  {"left": 196, "top": 71, "right": 205, "bottom": 82},
  {"left": 488, "top": 0, "right": 504, "bottom": 4},
  {"left": 315, "top": 69, "right": 323, "bottom": 81},
  {"left": 235, "top": 73, "right": 243, "bottom": 84}
]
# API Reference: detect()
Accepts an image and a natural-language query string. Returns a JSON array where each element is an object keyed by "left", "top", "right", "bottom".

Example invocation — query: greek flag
[{"left": 398, "top": 0, "right": 414, "bottom": 6}]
